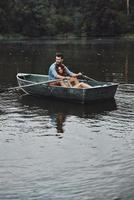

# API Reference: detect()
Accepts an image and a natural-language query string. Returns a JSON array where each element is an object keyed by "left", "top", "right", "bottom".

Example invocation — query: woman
[{"left": 55, "top": 64, "right": 91, "bottom": 88}]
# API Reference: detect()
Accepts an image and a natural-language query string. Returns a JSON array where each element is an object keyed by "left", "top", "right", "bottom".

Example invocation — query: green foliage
[
  {"left": 0, "top": 0, "right": 133, "bottom": 37},
  {"left": 81, "top": 0, "right": 127, "bottom": 36}
]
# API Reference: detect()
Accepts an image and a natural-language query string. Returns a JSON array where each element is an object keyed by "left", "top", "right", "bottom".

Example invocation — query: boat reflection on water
[{"left": 19, "top": 95, "right": 117, "bottom": 134}]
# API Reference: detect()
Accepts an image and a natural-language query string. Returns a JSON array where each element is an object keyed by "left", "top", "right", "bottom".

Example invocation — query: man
[
  {"left": 48, "top": 52, "right": 81, "bottom": 80},
  {"left": 48, "top": 52, "right": 91, "bottom": 88}
]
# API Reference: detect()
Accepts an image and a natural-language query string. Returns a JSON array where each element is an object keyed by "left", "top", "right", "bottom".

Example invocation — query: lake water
[{"left": 0, "top": 38, "right": 134, "bottom": 200}]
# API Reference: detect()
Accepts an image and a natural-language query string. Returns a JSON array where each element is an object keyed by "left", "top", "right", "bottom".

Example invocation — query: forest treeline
[{"left": 0, "top": 0, "right": 134, "bottom": 38}]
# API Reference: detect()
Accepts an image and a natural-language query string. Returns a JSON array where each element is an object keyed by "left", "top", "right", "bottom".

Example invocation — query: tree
[
  {"left": 0, "top": 0, "right": 131, "bottom": 37},
  {"left": 82, "top": 0, "right": 127, "bottom": 36}
]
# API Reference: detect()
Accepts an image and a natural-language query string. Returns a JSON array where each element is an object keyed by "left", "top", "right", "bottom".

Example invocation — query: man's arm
[{"left": 65, "top": 66, "right": 82, "bottom": 77}]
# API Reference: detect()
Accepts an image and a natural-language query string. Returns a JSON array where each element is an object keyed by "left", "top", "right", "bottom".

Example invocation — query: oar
[
  {"left": 81, "top": 73, "right": 99, "bottom": 83},
  {"left": 0, "top": 79, "right": 63, "bottom": 93}
]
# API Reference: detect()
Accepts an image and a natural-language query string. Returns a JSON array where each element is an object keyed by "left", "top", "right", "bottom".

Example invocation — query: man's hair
[{"left": 56, "top": 52, "right": 64, "bottom": 59}]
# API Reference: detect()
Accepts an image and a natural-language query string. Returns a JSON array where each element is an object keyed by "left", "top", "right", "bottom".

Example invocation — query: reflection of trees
[
  {"left": 127, "top": 0, "right": 130, "bottom": 16},
  {"left": 125, "top": 54, "right": 128, "bottom": 83},
  {"left": 99, "top": 40, "right": 130, "bottom": 84}
]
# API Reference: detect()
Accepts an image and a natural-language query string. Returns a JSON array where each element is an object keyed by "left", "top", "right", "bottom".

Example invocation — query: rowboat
[{"left": 17, "top": 73, "right": 118, "bottom": 104}]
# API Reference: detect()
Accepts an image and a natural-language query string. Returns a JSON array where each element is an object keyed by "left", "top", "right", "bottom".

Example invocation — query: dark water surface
[{"left": 0, "top": 39, "right": 134, "bottom": 200}]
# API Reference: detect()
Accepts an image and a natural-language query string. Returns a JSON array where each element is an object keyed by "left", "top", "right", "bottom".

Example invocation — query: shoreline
[{"left": 0, "top": 33, "right": 134, "bottom": 41}]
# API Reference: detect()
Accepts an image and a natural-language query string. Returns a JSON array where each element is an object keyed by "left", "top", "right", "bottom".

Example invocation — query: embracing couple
[{"left": 48, "top": 52, "right": 91, "bottom": 89}]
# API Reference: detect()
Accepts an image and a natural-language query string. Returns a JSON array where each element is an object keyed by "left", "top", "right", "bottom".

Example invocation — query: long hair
[{"left": 56, "top": 64, "right": 67, "bottom": 76}]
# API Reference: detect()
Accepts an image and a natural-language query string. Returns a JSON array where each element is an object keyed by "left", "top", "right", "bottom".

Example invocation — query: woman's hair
[{"left": 56, "top": 64, "right": 66, "bottom": 76}]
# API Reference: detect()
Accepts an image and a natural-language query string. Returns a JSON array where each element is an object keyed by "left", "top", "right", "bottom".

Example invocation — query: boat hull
[{"left": 17, "top": 73, "right": 118, "bottom": 103}]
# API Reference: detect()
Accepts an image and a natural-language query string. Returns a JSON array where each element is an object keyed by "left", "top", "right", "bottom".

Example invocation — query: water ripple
[{"left": 0, "top": 84, "right": 134, "bottom": 199}]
